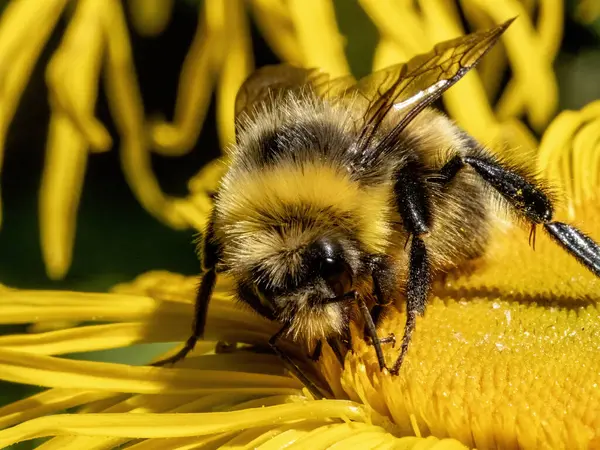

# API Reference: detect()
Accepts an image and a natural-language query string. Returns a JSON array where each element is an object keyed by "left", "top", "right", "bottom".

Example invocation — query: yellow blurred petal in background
[
  {"left": 0, "top": 0, "right": 69, "bottom": 230},
  {"left": 0, "top": 0, "right": 574, "bottom": 278},
  {"left": 41, "top": 0, "right": 111, "bottom": 280}
]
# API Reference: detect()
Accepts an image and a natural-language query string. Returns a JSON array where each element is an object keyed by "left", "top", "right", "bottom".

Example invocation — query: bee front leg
[
  {"left": 152, "top": 213, "right": 221, "bottom": 367},
  {"left": 354, "top": 292, "right": 390, "bottom": 371},
  {"left": 363, "top": 267, "right": 397, "bottom": 349}
]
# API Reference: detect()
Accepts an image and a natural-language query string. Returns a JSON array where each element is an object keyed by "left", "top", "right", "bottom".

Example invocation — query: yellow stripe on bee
[{"left": 218, "top": 161, "right": 394, "bottom": 254}]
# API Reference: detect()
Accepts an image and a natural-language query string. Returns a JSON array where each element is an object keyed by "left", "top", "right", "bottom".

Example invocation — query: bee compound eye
[
  {"left": 308, "top": 238, "right": 354, "bottom": 297},
  {"left": 321, "top": 258, "right": 353, "bottom": 298}
]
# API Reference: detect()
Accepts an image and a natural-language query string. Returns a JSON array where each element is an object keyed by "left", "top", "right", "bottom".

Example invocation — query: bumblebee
[{"left": 155, "top": 18, "right": 600, "bottom": 397}]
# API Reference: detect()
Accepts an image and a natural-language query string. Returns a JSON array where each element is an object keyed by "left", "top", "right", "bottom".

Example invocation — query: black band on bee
[{"left": 251, "top": 118, "right": 353, "bottom": 168}]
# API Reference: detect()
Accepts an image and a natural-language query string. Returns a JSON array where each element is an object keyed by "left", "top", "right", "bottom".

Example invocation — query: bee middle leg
[{"left": 386, "top": 161, "right": 434, "bottom": 375}]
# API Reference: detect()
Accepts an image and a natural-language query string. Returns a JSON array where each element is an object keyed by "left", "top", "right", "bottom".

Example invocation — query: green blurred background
[{"left": 0, "top": 0, "right": 599, "bottom": 447}]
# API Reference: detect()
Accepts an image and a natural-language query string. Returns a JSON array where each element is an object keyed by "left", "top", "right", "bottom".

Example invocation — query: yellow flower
[
  {"left": 1, "top": 1, "right": 600, "bottom": 448},
  {"left": 0, "top": 181, "right": 598, "bottom": 447},
  {"left": 0, "top": 0, "right": 563, "bottom": 279},
  {"left": 0, "top": 101, "right": 600, "bottom": 445}
]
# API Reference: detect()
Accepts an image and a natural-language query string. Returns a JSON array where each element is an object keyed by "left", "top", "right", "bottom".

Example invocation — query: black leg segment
[
  {"left": 391, "top": 235, "right": 431, "bottom": 375},
  {"left": 270, "top": 324, "right": 325, "bottom": 399},
  {"left": 435, "top": 148, "right": 600, "bottom": 280},
  {"left": 394, "top": 161, "right": 432, "bottom": 235},
  {"left": 389, "top": 164, "right": 435, "bottom": 375},
  {"left": 326, "top": 337, "right": 347, "bottom": 366},
  {"left": 545, "top": 223, "right": 600, "bottom": 276},
  {"left": 308, "top": 340, "right": 323, "bottom": 362},
  {"left": 355, "top": 292, "right": 388, "bottom": 371},
  {"left": 462, "top": 155, "right": 553, "bottom": 224},
  {"left": 152, "top": 217, "right": 221, "bottom": 367}
]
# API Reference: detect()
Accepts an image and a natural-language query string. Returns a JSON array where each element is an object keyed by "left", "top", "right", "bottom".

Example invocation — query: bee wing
[
  {"left": 234, "top": 64, "right": 356, "bottom": 132},
  {"left": 355, "top": 18, "right": 515, "bottom": 151}
]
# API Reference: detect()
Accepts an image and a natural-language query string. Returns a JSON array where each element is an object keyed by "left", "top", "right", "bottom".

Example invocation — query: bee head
[{"left": 247, "top": 236, "right": 362, "bottom": 343}]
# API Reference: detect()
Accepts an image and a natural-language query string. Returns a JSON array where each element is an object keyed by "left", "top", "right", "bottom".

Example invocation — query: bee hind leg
[{"left": 434, "top": 149, "right": 600, "bottom": 278}]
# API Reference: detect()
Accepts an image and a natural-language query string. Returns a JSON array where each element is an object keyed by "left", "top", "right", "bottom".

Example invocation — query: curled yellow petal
[
  {"left": 102, "top": 0, "right": 186, "bottom": 229},
  {"left": 420, "top": 0, "right": 500, "bottom": 145},
  {"left": 0, "top": 0, "right": 68, "bottom": 229},
  {"left": 360, "top": 0, "right": 429, "bottom": 55},
  {"left": 460, "top": 1, "right": 507, "bottom": 102},
  {"left": 39, "top": 113, "right": 88, "bottom": 280},
  {"left": 288, "top": 0, "right": 351, "bottom": 76},
  {"left": 40, "top": 0, "right": 114, "bottom": 280},
  {"left": 471, "top": 0, "right": 558, "bottom": 131},
  {"left": 150, "top": 0, "right": 225, "bottom": 154},
  {"left": 364, "top": 0, "right": 510, "bottom": 148},
  {"left": 45, "top": 0, "right": 112, "bottom": 153},
  {"left": 371, "top": 37, "right": 408, "bottom": 72},
  {"left": 127, "top": 0, "right": 174, "bottom": 37},
  {"left": 216, "top": 0, "right": 253, "bottom": 148},
  {"left": 575, "top": 0, "right": 600, "bottom": 24},
  {"left": 538, "top": 100, "right": 600, "bottom": 217},
  {"left": 250, "top": 0, "right": 303, "bottom": 65}
]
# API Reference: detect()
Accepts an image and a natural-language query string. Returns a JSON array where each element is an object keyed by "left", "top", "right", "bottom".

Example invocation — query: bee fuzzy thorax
[{"left": 214, "top": 92, "right": 396, "bottom": 275}]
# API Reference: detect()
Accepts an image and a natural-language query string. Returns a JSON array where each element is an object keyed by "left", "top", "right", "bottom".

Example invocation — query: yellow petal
[
  {"left": 288, "top": 0, "right": 351, "bottom": 76},
  {"left": 250, "top": 0, "right": 304, "bottom": 65},
  {"left": 419, "top": 0, "right": 500, "bottom": 144},
  {"left": 39, "top": 112, "right": 88, "bottom": 280},
  {"left": 575, "top": 0, "right": 600, "bottom": 24},
  {"left": 102, "top": 0, "right": 187, "bottom": 229},
  {"left": 0, "top": 388, "right": 115, "bottom": 429},
  {"left": 538, "top": 100, "right": 600, "bottom": 218},
  {"left": 216, "top": 0, "right": 253, "bottom": 148},
  {"left": 150, "top": 0, "right": 225, "bottom": 154},
  {"left": 127, "top": 0, "right": 174, "bottom": 37},
  {"left": 471, "top": 0, "right": 558, "bottom": 131},
  {"left": 45, "top": 0, "right": 112, "bottom": 153},
  {"left": 0, "top": 401, "right": 370, "bottom": 447},
  {"left": 0, "top": 0, "right": 68, "bottom": 229}
]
